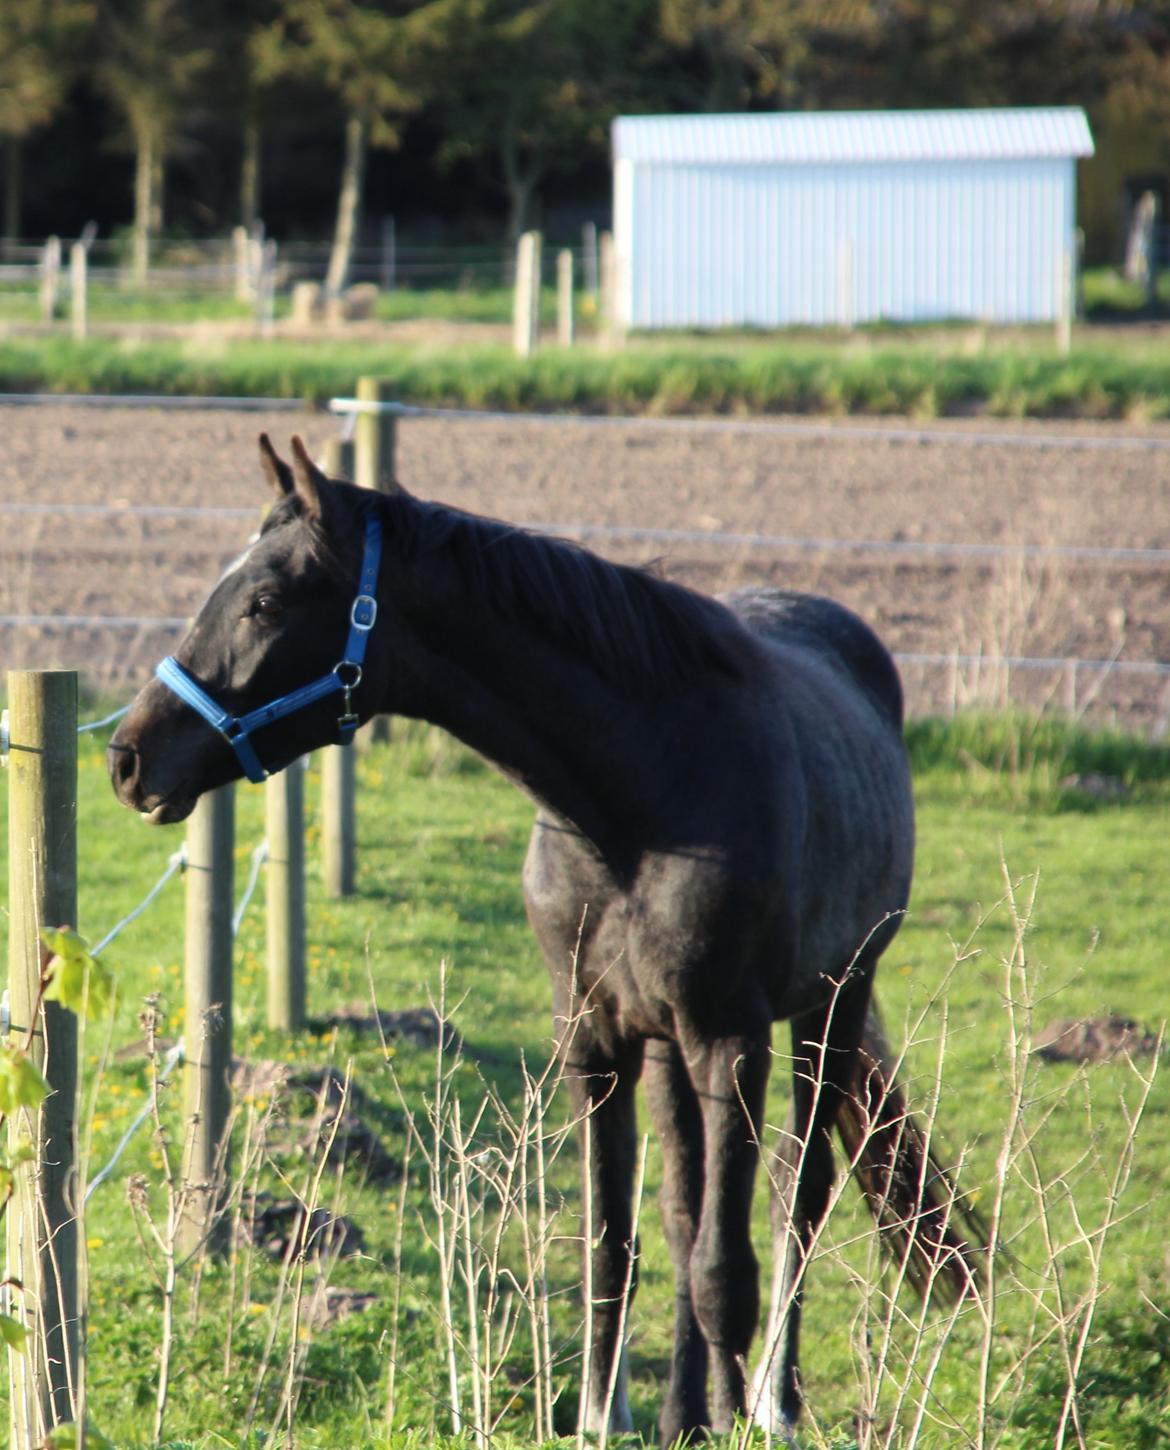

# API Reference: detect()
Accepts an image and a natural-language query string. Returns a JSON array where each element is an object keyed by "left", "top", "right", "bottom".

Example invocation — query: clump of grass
[
  {"left": 6, "top": 332, "right": 1170, "bottom": 418},
  {"left": 906, "top": 714, "right": 1170, "bottom": 803}
]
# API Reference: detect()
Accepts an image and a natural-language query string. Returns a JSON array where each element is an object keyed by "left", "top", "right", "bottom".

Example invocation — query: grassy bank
[
  {"left": 0, "top": 714, "right": 1167, "bottom": 1446},
  {"left": 3, "top": 330, "right": 1170, "bottom": 419}
]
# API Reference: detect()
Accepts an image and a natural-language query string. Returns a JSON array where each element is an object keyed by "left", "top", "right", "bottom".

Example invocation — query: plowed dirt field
[{"left": 2, "top": 402, "right": 1167, "bottom": 732}]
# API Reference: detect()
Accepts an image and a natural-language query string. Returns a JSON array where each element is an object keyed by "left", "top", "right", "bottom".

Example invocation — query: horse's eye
[{"left": 253, "top": 594, "right": 283, "bottom": 620}]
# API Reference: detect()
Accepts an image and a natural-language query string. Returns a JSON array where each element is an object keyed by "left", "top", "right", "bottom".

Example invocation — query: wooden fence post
[
  {"left": 39, "top": 237, "right": 61, "bottom": 323},
  {"left": 319, "top": 431, "right": 360, "bottom": 896},
  {"left": 69, "top": 243, "right": 87, "bottom": 341},
  {"left": 353, "top": 377, "right": 393, "bottom": 746},
  {"left": 582, "top": 220, "right": 599, "bottom": 299},
  {"left": 557, "top": 248, "right": 575, "bottom": 347},
  {"left": 233, "top": 225, "right": 252, "bottom": 302},
  {"left": 181, "top": 785, "right": 234, "bottom": 1257},
  {"left": 355, "top": 375, "right": 396, "bottom": 493},
  {"left": 321, "top": 744, "right": 356, "bottom": 899},
  {"left": 598, "top": 230, "right": 615, "bottom": 347},
  {"left": 266, "top": 765, "right": 305, "bottom": 1030},
  {"left": 512, "top": 230, "right": 542, "bottom": 357},
  {"left": 6, "top": 670, "right": 79, "bottom": 1445}
]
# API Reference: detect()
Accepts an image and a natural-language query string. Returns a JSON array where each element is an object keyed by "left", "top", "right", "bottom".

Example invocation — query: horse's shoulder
[{"left": 721, "top": 587, "right": 904, "bottom": 728}]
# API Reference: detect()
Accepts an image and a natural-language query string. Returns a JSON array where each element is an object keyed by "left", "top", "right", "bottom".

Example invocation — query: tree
[
  {"left": 0, "top": 0, "right": 94, "bottom": 241},
  {"left": 254, "top": 0, "right": 458, "bottom": 294},
  {"left": 434, "top": 0, "right": 657, "bottom": 243},
  {"left": 96, "top": 0, "right": 212, "bottom": 283},
  {"left": 657, "top": 0, "right": 849, "bottom": 112}
]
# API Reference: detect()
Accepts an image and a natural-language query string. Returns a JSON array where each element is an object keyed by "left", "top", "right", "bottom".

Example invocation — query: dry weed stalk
[
  {"left": 383, "top": 958, "right": 617, "bottom": 1447},
  {"left": 741, "top": 863, "right": 1161, "bottom": 1450}
]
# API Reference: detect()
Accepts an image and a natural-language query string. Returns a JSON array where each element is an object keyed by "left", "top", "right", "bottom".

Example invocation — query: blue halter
[{"left": 155, "top": 510, "right": 383, "bottom": 784}]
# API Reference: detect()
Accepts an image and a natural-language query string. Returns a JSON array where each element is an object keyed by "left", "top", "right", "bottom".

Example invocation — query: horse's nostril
[{"left": 107, "top": 740, "right": 140, "bottom": 795}]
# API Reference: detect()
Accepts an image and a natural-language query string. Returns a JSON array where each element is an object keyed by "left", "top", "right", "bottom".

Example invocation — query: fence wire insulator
[
  {"left": 233, "top": 839, "right": 270, "bottom": 938},
  {"left": 0, "top": 708, "right": 8, "bottom": 767},
  {"left": 91, "top": 845, "right": 188, "bottom": 958}
]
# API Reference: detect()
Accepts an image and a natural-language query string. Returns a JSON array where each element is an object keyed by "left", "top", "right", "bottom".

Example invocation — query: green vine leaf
[
  {"left": 40, "top": 927, "right": 117, "bottom": 1020},
  {"left": 0, "top": 1311, "right": 29, "bottom": 1352},
  {"left": 0, "top": 1046, "right": 50, "bottom": 1115}
]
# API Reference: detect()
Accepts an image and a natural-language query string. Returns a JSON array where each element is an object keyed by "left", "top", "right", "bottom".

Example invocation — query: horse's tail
[{"left": 834, "top": 1000, "right": 989, "bottom": 1301}]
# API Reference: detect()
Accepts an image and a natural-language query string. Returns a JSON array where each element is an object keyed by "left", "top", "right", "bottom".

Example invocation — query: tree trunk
[
  {"left": 325, "top": 113, "right": 365, "bottom": 297},
  {"left": 240, "top": 114, "right": 261, "bottom": 234},
  {"left": 3, "top": 134, "right": 21, "bottom": 248},
  {"left": 500, "top": 127, "right": 541, "bottom": 247},
  {"left": 132, "top": 125, "right": 154, "bottom": 287}
]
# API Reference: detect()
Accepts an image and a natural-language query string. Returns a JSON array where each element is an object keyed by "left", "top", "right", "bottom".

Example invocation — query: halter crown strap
[{"left": 155, "top": 510, "right": 383, "bottom": 784}]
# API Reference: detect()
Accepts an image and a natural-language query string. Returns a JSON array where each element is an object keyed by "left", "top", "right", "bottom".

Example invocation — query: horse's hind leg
[
  {"left": 643, "top": 1040, "right": 709, "bottom": 1444},
  {"left": 754, "top": 974, "right": 873, "bottom": 1434}
]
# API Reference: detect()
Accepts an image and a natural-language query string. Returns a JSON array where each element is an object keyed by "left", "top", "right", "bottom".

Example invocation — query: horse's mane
[{"left": 383, "top": 490, "right": 746, "bottom": 696}]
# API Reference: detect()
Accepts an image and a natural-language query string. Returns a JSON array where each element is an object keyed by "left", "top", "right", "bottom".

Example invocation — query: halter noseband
[{"left": 154, "top": 510, "right": 383, "bottom": 784}]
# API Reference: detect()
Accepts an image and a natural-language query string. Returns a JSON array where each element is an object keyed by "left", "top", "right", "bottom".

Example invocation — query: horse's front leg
[
  {"left": 682, "top": 1014, "right": 771, "bottom": 1432},
  {"left": 565, "top": 1035, "right": 644, "bottom": 1437},
  {"left": 643, "top": 1040, "right": 709, "bottom": 1444}
]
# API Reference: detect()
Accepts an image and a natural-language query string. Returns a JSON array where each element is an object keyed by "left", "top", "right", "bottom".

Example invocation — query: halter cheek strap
[{"left": 154, "top": 510, "right": 383, "bottom": 784}]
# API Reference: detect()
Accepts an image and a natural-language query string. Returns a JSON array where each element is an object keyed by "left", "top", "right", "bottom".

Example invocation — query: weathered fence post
[
  {"left": 512, "top": 230, "right": 542, "bottom": 357},
  {"left": 319, "top": 434, "right": 361, "bottom": 895},
  {"left": 598, "top": 229, "right": 616, "bottom": 346},
  {"left": 354, "top": 378, "right": 393, "bottom": 746},
  {"left": 321, "top": 745, "right": 356, "bottom": 899},
  {"left": 582, "top": 220, "right": 599, "bottom": 300},
  {"left": 355, "top": 375, "right": 397, "bottom": 492},
  {"left": 255, "top": 238, "right": 277, "bottom": 338},
  {"left": 1056, "top": 244, "right": 1073, "bottom": 356},
  {"left": 181, "top": 785, "right": 234, "bottom": 1257},
  {"left": 39, "top": 237, "right": 61, "bottom": 323},
  {"left": 69, "top": 243, "right": 87, "bottom": 341},
  {"left": 380, "top": 216, "right": 397, "bottom": 290},
  {"left": 557, "top": 248, "right": 575, "bottom": 347},
  {"left": 265, "top": 765, "right": 306, "bottom": 1030},
  {"left": 6, "top": 670, "right": 79, "bottom": 1446},
  {"left": 233, "top": 225, "right": 252, "bottom": 302}
]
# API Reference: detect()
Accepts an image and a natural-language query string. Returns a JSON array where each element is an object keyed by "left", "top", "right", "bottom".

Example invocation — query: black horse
[{"left": 109, "top": 436, "right": 983, "bottom": 1441}]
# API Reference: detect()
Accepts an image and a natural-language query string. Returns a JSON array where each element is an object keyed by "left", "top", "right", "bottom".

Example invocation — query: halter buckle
[{"left": 351, "top": 595, "right": 377, "bottom": 631}]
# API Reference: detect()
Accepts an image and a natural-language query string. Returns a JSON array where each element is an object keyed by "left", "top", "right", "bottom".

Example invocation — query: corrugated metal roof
[{"left": 612, "top": 108, "right": 1094, "bottom": 165}]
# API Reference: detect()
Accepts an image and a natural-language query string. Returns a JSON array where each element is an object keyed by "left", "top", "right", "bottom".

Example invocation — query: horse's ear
[
  {"left": 258, "top": 433, "right": 294, "bottom": 498},
  {"left": 289, "top": 435, "right": 327, "bottom": 519}
]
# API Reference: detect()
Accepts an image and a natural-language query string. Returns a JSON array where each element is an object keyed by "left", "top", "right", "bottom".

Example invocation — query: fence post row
[
  {"left": 5, "top": 671, "right": 79, "bottom": 1446},
  {"left": 181, "top": 786, "right": 235, "bottom": 1258}
]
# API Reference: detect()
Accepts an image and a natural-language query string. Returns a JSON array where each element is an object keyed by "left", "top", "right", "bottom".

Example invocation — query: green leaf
[
  {"left": 0, "top": 1047, "right": 50, "bottom": 1114},
  {"left": 43, "top": 1425, "right": 117, "bottom": 1450},
  {"left": 40, "top": 927, "right": 117, "bottom": 1020},
  {"left": 0, "top": 1312, "right": 29, "bottom": 1352}
]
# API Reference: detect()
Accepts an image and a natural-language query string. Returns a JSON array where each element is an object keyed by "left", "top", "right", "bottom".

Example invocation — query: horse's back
[{"left": 722, "top": 587, "right": 904, "bottom": 730}]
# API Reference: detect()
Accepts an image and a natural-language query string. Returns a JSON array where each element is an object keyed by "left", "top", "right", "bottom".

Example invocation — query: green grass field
[{"left": 0, "top": 713, "right": 1167, "bottom": 1447}]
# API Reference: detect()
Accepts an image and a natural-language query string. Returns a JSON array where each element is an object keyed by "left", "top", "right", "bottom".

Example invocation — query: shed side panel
[{"left": 624, "top": 157, "right": 1074, "bottom": 328}]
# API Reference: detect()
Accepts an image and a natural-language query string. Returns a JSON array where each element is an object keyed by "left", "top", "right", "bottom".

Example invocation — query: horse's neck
[{"left": 388, "top": 574, "right": 659, "bottom": 852}]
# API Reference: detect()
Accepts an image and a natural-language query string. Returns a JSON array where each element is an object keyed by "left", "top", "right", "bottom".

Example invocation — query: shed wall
[{"left": 616, "top": 157, "right": 1075, "bottom": 328}]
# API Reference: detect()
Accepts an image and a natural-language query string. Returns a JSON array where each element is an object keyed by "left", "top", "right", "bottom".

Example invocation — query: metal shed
[{"left": 611, "top": 108, "right": 1095, "bottom": 330}]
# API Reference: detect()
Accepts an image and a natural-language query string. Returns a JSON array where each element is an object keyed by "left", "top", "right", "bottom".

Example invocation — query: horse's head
[{"left": 109, "top": 435, "right": 384, "bottom": 823}]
